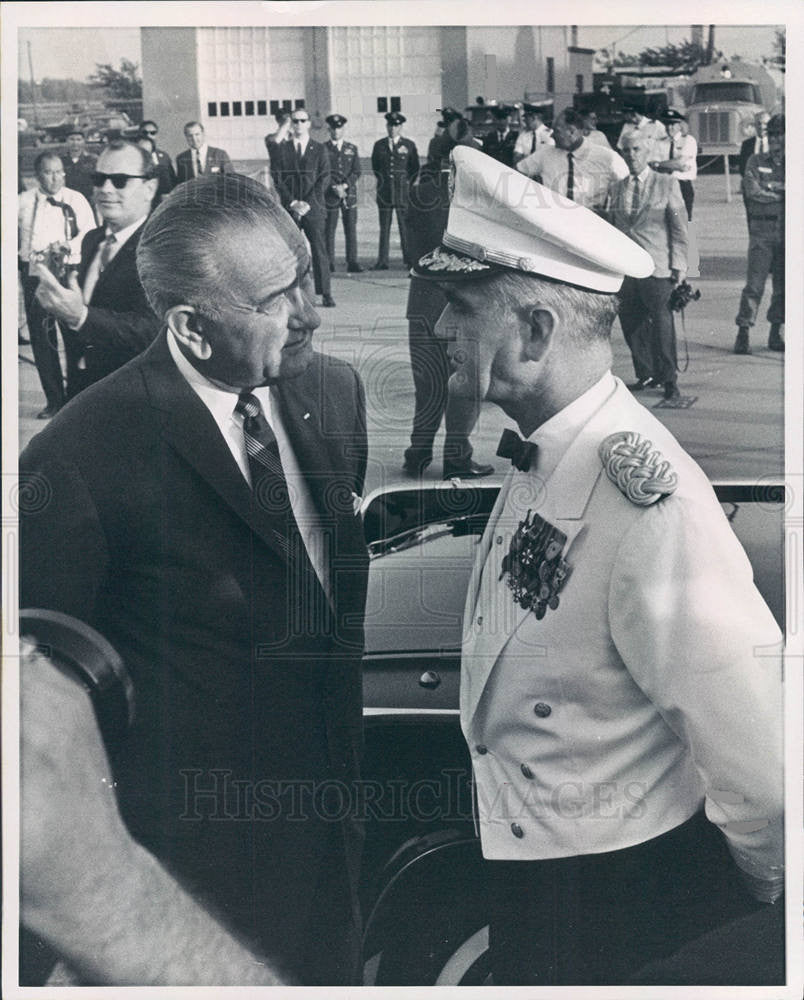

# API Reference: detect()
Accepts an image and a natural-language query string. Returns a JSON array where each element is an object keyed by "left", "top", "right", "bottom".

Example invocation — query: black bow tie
[{"left": 497, "top": 429, "right": 538, "bottom": 472}]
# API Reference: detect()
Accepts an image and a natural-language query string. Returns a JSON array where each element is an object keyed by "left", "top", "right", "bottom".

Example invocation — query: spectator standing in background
[
  {"left": 482, "top": 105, "right": 519, "bottom": 167},
  {"left": 616, "top": 105, "right": 666, "bottom": 160},
  {"left": 264, "top": 109, "right": 292, "bottom": 166},
  {"left": 176, "top": 122, "right": 233, "bottom": 182},
  {"left": 138, "top": 121, "right": 177, "bottom": 190},
  {"left": 60, "top": 129, "right": 97, "bottom": 203},
  {"left": 649, "top": 109, "right": 697, "bottom": 221},
  {"left": 580, "top": 110, "right": 611, "bottom": 148},
  {"left": 137, "top": 136, "right": 174, "bottom": 206},
  {"left": 513, "top": 104, "right": 555, "bottom": 165},
  {"left": 371, "top": 111, "right": 419, "bottom": 270},
  {"left": 323, "top": 113, "right": 362, "bottom": 273},
  {"left": 739, "top": 111, "right": 770, "bottom": 178}
]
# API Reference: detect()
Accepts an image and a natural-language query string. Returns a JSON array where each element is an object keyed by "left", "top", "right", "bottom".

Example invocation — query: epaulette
[{"left": 599, "top": 431, "right": 678, "bottom": 506}]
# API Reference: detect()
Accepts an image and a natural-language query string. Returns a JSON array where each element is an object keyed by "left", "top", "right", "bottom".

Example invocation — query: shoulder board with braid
[{"left": 599, "top": 431, "right": 678, "bottom": 506}]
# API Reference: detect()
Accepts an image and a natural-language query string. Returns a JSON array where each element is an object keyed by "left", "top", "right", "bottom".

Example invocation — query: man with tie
[
  {"left": 138, "top": 119, "right": 177, "bottom": 192},
  {"left": 517, "top": 108, "right": 628, "bottom": 213},
  {"left": 176, "top": 121, "right": 233, "bottom": 183},
  {"left": 413, "top": 146, "right": 784, "bottom": 986},
  {"left": 608, "top": 131, "right": 688, "bottom": 401},
  {"left": 649, "top": 109, "right": 698, "bottom": 221},
  {"left": 32, "top": 141, "right": 160, "bottom": 399},
  {"left": 270, "top": 110, "right": 335, "bottom": 306},
  {"left": 18, "top": 152, "right": 96, "bottom": 417},
  {"left": 513, "top": 104, "right": 554, "bottom": 165},
  {"left": 323, "top": 113, "right": 362, "bottom": 273},
  {"left": 60, "top": 129, "right": 97, "bottom": 202},
  {"left": 20, "top": 172, "right": 370, "bottom": 985},
  {"left": 738, "top": 110, "right": 771, "bottom": 178},
  {"left": 482, "top": 105, "right": 519, "bottom": 167},
  {"left": 370, "top": 111, "right": 419, "bottom": 269}
]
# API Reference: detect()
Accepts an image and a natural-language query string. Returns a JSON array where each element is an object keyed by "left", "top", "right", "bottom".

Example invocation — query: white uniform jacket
[{"left": 461, "top": 374, "right": 783, "bottom": 891}]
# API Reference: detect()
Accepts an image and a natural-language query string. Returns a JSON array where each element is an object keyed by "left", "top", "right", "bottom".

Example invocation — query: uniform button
[
  {"left": 496, "top": 535, "right": 503, "bottom": 545},
  {"left": 475, "top": 744, "right": 488, "bottom": 755},
  {"left": 520, "top": 763, "right": 534, "bottom": 779},
  {"left": 511, "top": 822, "right": 524, "bottom": 838},
  {"left": 476, "top": 615, "right": 483, "bottom": 626},
  {"left": 534, "top": 702, "right": 552, "bottom": 718}
]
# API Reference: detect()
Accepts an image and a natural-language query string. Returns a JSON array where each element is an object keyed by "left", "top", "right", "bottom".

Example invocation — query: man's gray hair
[{"left": 136, "top": 173, "right": 303, "bottom": 322}]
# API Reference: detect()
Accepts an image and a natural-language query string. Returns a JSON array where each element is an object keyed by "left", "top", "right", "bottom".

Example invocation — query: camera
[
  {"left": 668, "top": 280, "right": 701, "bottom": 313},
  {"left": 29, "top": 241, "right": 75, "bottom": 285}
]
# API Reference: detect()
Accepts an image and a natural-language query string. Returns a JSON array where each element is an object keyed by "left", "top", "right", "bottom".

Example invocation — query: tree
[
  {"left": 764, "top": 29, "right": 785, "bottom": 73},
  {"left": 631, "top": 40, "right": 722, "bottom": 72},
  {"left": 88, "top": 58, "right": 142, "bottom": 100}
]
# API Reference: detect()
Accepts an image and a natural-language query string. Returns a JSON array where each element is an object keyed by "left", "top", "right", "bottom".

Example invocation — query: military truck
[
  {"left": 686, "top": 59, "right": 776, "bottom": 161},
  {"left": 573, "top": 72, "right": 670, "bottom": 147}
]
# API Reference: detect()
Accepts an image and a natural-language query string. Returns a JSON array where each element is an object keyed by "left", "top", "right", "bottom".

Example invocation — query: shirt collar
[
  {"left": 633, "top": 165, "right": 652, "bottom": 183},
  {"left": 103, "top": 215, "right": 147, "bottom": 247},
  {"left": 525, "top": 371, "right": 616, "bottom": 481}
]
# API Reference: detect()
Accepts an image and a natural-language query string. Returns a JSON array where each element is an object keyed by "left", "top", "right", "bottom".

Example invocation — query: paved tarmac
[{"left": 17, "top": 173, "right": 783, "bottom": 488}]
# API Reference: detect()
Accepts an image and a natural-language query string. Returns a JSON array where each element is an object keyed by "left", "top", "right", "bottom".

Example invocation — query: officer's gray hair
[{"left": 136, "top": 173, "right": 305, "bottom": 322}]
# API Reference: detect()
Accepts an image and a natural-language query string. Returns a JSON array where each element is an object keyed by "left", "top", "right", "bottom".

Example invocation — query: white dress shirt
[
  {"left": 18, "top": 185, "right": 95, "bottom": 264},
  {"left": 166, "top": 331, "right": 332, "bottom": 604},
  {"left": 80, "top": 215, "right": 148, "bottom": 309},
  {"left": 517, "top": 139, "right": 629, "bottom": 211},
  {"left": 513, "top": 124, "right": 555, "bottom": 159}
]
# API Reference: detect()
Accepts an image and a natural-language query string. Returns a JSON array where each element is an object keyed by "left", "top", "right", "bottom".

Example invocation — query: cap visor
[{"left": 411, "top": 244, "right": 504, "bottom": 282}]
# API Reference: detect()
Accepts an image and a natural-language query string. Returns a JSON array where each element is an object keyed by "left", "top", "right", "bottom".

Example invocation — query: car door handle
[{"left": 419, "top": 670, "right": 441, "bottom": 689}]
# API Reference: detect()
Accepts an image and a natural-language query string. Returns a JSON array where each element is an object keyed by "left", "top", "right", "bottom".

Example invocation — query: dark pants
[
  {"left": 377, "top": 205, "right": 410, "bottom": 268},
  {"left": 736, "top": 222, "right": 784, "bottom": 329},
  {"left": 325, "top": 202, "right": 359, "bottom": 268},
  {"left": 679, "top": 179, "right": 694, "bottom": 221},
  {"left": 618, "top": 275, "right": 678, "bottom": 385},
  {"left": 21, "top": 267, "right": 65, "bottom": 411},
  {"left": 486, "top": 811, "right": 764, "bottom": 986},
  {"left": 404, "top": 316, "right": 477, "bottom": 470},
  {"left": 297, "top": 213, "right": 331, "bottom": 297}
]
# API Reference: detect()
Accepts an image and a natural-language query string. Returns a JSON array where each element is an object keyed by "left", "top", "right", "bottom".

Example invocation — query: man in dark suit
[
  {"left": 323, "top": 114, "right": 362, "bottom": 273},
  {"left": 33, "top": 140, "right": 160, "bottom": 399},
  {"left": 176, "top": 121, "right": 234, "bottom": 183},
  {"left": 370, "top": 111, "right": 419, "bottom": 269},
  {"left": 20, "top": 173, "right": 369, "bottom": 986},
  {"left": 61, "top": 129, "right": 97, "bottom": 202},
  {"left": 482, "top": 105, "right": 519, "bottom": 167},
  {"left": 271, "top": 109, "right": 335, "bottom": 306},
  {"left": 138, "top": 119, "right": 177, "bottom": 191},
  {"left": 738, "top": 111, "right": 770, "bottom": 178}
]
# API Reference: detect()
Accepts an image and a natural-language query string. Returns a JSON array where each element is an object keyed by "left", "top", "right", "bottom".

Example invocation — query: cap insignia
[
  {"left": 599, "top": 431, "right": 678, "bottom": 506},
  {"left": 418, "top": 247, "right": 491, "bottom": 273}
]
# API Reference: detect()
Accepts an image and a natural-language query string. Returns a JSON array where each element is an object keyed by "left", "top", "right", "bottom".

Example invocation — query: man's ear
[
  {"left": 165, "top": 305, "right": 212, "bottom": 360},
  {"left": 525, "top": 305, "right": 558, "bottom": 361}
]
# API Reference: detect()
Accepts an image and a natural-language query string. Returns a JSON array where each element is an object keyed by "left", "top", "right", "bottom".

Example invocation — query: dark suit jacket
[
  {"left": 371, "top": 136, "right": 420, "bottom": 209},
  {"left": 67, "top": 224, "right": 160, "bottom": 395},
  {"left": 175, "top": 145, "right": 234, "bottom": 183},
  {"left": 20, "top": 335, "right": 369, "bottom": 969},
  {"left": 61, "top": 152, "right": 97, "bottom": 202},
  {"left": 270, "top": 139, "right": 330, "bottom": 218},
  {"left": 482, "top": 128, "right": 519, "bottom": 167},
  {"left": 739, "top": 135, "right": 766, "bottom": 177},
  {"left": 324, "top": 140, "right": 361, "bottom": 208},
  {"left": 406, "top": 162, "right": 449, "bottom": 326}
]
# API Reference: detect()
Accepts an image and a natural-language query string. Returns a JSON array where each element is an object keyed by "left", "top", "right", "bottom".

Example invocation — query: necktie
[
  {"left": 669, "top": 139, "right": 675, "bottom": 160},
  {"left": 531, "top": 130, "right": 537, "bottom": 153},
  {"left": 296, "top": 142, "right": 303, "bottom": 159},
  {"left": 195, "top": 150, "right": 203, "bottom": 176},
  {"left": 47, "top": 196, "right": 79, "bottom": 239},
  {"left": 566, "top": 151, "right": 575, "bottom": 201},
  {"left": 497, "top": 428, "right": 539, "bottom": 472},
  {"left": 98, "top": 233, "right": 117, "bottom": 272},
  {"left": 630, "top": 176, "right": 641, "bottom": 223}
]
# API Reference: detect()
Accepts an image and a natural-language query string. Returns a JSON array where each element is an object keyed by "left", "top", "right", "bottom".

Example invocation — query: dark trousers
[
  {"left": 404, "top": 316, "right": 477, "bottom": 470},
  {"left": 736, "top": 226, "right": 784, "bottom": 329},
  {"left": 486, "top": 811, "right": 764, "bottom": 986},
  {"left": 297, "top": 213, "right": 331, "bottom": 298},
  {"left": 325, "top": 202, "right": 359, "bottom": 267},
  {"left": 679, "top": 179, "right": 694, "bottom": 221},
  {"left": 377, "top": 205, "right": 410, "bottom": 267},
  {"left": 618, "top": 275, "right": 678, "bottom": 385},
  {"left": 21, "top": 268, "right": 65, "bottom": 410}
]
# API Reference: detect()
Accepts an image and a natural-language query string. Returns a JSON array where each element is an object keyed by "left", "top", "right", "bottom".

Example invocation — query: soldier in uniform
[
  {"left": 323, "top": 114, "right": 362, "bottom": 273},
  {"left": 482, "top": 105, "right": 519, "bottom": 167},
  {"left": 734, "top": 113, "right": 785, "bottom": 354},
  {"left": 60, "top": 129, "right": 97, "bottom": 203},
  {"left": 370, "top": 111, "right": 420, "bottom": 270},
  {"left": 413, "top": 146, "right": 784, "bottom": 986},
  {"left": 513, "top": 104, "right": 554, "bottom": 164}
]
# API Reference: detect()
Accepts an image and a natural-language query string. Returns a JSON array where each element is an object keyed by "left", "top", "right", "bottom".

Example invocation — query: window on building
[
  {"left": 390, "top": 96, "right": 401, "bottom": 112},
  {"left": 233, "top": 101, "right": 242, "bottom": 116},
  {"left": 295, "top": 98, "right": 306, "bottom": 109},
  {"left": 258, "top": 100, "right": 267, "bottom": 116},
  {"left": 575, "top": 74, "right": 584, "bottom": 93},
  {"left": 282, "top": 99, "right": 292, "bottom": 111},
  {"left": 245, "top": 101, "right": 254, "bottom": 116},
  {"left": 220, "top": 101, "right": 230, "bottom": 117},
  {"left": 546, "top": 57, "right": 555, "bottom": 94},
  {"left": 208, "top": 102, "right": 217, "bottom": 117},
  {"left": 377, "top": 96, "right": 388, "bottom": 112},
  {"left": 269, "top": 99, "right": 280, "bottom": 115}
]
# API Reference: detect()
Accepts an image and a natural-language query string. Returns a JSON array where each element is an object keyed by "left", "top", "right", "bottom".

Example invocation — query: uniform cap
[
  {"left": 437, "top": 106, "right": 463, "bottom": 122},
  {"left": 491, "top": 106, "right": 512, "bottom": 120},
  {"left": 326, "top": 113, "right": 347, "bottom": 127},
  {"left": 522, "top": 103, "right": 546, "bottom": 116},
  {"left": 412, "top": 146, "right": 654, "bottom": 292},
  {"left": 661, "top": 108, "right": 687, "bottom": 123},
  {"left": 385, "top": 111, "right": 406, "bottom": 125}
]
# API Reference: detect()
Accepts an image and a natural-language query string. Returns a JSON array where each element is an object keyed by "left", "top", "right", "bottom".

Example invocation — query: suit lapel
[{"left": 78, "top": 228, "right": 105, "bottom": 287}]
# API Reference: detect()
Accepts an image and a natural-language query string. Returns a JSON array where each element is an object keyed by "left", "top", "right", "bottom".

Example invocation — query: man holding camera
[{"left": 608, "top": 131, "right": 688, "bottom": 402}]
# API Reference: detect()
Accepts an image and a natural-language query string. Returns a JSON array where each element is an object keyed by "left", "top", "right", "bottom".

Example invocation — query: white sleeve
[
  {"left": 67, "top": 192, "right": 97, "bottom": 263},
  {"left": 516, "top": 149, "right": 542, "bottom": 177}
]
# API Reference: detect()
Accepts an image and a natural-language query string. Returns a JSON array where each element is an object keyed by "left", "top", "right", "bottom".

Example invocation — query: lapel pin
[{"left": 303, "top": 412, "right": 311, "bottom": 421}]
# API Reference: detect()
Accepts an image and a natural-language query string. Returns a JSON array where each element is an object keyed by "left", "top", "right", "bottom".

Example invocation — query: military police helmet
[
  {"left": 437, "top": 106, "right": 462, "bottom": 123},
  {"left": 491, "top": 105, "right": 512, "bottom": 120},
  {"left": 385, "top": 111, "right": 406, "bottom": 125},
  {"left": 326, "top": 113, "right": 347, "bottom": 128},
  {"left": 661, "top": 108, "right": 687, "bottom": 123}
]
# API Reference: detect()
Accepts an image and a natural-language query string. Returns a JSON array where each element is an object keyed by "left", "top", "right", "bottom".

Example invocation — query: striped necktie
[
  {"left": 630, "top": 175, "right": 641, "bottom": 223},
  {"left": 194, "top": 150, "right": 203, "bottom": 176}
]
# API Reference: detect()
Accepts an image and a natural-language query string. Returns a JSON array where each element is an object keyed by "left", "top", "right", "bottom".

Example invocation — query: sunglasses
[
  {"left": 91, "top": 172, "right": 148, "bottom": 189},
  {"left": 141, "top": 129, "right": 158, "bottom": 136},
  {"left": 291, "top": 117, "right": 309, "bottom": 124}
]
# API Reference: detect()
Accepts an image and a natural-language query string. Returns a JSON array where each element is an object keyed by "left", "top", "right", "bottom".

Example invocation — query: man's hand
[
  {"left": 334, "top": 183, "right": 348, "bottom": 201},
  {"left": 32, "top": 264, "right": 87, "bottom": 330},
  {"left": 289, "top": 199, "right": 311, "bottom": 218},
  {"left": 669, "top": 269, "right": 684, "bottom": 285}
]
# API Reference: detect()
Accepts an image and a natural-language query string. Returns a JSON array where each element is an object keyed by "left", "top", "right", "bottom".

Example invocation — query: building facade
[{"left": 141, "top": 24, "right": 593, "bottom": 163}]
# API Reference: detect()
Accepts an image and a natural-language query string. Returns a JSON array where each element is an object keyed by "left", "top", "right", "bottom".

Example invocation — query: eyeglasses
[
  {"left": 91, "top": 172, "right": 148, "bottom": 189},
  {"left": 141, "top": 128, "right": 158, "bottom": 136},
  {"left": 291, "top": 117, "right": 309, "bottom": 124}
]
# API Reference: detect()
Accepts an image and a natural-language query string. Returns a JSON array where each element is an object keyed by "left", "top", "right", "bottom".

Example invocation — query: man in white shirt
[
  {"left": 580, "top": 110, "right": 611, "bottom": 148},
  {"left": 517, "top": 107, "right": 628, "bottom": 213},
  {"left": 176, "top": 121, "right": 233, "bottom": 183},
  {"left": 512, "top": 104, "right": 554, "bottom": 165},
  {"left": 410, "top": 145, "right": 784, "bottom": 986},
  {"left": 649, "top": 109, "right": 698, "bottom": 220},
  {"left": 33, "top": 141, "right": 160, "bottom": 398},
  {"left": 616, "top": 105, "right": 667, "bottom": 160},
  {"left": 18, "top": 152, "right": 95, "bottom": 417}
]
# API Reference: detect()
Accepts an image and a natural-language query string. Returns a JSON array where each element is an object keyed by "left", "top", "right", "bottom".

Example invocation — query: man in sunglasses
[
  {"left": 138, "top": 120, "right": 177, "bottom": 192},
  {"left": 33, "top": 140, "right": 160, "bottom": 398}
]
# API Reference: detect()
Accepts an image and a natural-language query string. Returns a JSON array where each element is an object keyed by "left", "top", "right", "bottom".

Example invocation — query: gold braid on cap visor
[{"left": 443, "top": 231, "right": 539, "bottom": 274}]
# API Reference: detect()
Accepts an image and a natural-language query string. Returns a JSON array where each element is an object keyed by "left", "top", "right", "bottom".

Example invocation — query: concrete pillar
[{"left": 140, "top": 27, "right": 200, "bottom": 161}]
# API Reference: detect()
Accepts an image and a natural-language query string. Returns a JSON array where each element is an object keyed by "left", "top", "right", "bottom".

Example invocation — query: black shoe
[
  {"left": 663, "top": 382, "right": 681, "bottom": 402},
  {"left": 734, "top": 329, "right": 751, "bottom": 355},
  {"left": 629, "top": 376, "right": 657, "bottom": 392},
  {"left": 402, "top": 456, "right": 432, "bottom": 477},
  {"left": 347, "top": 262, "right": 363, "bottom": 273},
  {"left": 36, "top": 405, "right": 59, "bottom": 420},
  {"left": 321, "top": 294, "right": 336, "bottom": 307},
  {"left": 768, "top": 328, "right": 785, "bottom": 352},
  {"left": 443, "top": 460, "right": 495, "bottom": 479},
  {"left": 371, "top": 262, "right": 389, "bottom": 271}
]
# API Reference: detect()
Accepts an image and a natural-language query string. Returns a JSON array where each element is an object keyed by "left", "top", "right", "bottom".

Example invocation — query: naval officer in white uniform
[{"left": 412, "top": 146, "right": 784, "bottom": 986}]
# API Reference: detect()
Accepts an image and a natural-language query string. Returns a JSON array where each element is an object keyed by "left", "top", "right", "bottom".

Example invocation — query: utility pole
[
  {"left": 705, "top": 25, "right": 715, "bottom": 65},
  {"left": 27, "top": 40, "right": 39, "bottom": 125}
]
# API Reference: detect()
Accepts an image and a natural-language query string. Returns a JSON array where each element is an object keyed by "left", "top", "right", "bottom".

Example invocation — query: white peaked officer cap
[{"left": 412, "top": 146, "right": 653, "bottom": 292}]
